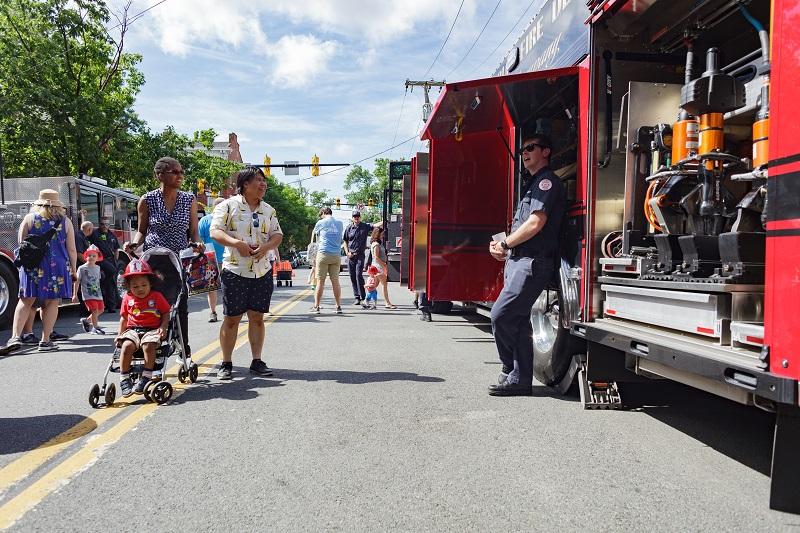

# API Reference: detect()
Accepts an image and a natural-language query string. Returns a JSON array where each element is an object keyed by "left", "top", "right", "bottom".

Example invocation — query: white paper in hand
[{"left": 491, "top": 232, "right": 510, "bottom": 260}]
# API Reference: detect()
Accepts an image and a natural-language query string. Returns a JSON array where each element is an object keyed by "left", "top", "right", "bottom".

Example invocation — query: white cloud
[{"left": 265, "top": 34, "right": 338, "bottom": 88}]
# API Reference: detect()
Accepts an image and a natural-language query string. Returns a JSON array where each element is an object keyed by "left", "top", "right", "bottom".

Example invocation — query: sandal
[{"left": 384, "top": 304, "right": 397, "bottom": 309}]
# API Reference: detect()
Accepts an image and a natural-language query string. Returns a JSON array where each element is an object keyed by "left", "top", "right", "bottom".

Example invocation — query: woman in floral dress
[{"left": 8, "top": 189, "right": 77, "bottom": 352}]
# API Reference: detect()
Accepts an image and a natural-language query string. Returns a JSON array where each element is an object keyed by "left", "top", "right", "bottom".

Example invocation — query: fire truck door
[{"left": 421, "top": 67, "right": 580, "bottom": 302}]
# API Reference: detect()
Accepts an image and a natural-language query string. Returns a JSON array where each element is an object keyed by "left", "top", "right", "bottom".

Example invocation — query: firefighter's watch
[{"left": 500, "top": 240, "right": 510, "bottom": 251}]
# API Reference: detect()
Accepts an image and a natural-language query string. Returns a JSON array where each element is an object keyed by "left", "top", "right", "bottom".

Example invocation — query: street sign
[
  {"left": 284, "top": 161, "right": 299, "bottom": 176},
  {"left": 356, "top": 203, "right": 365, "bottom": 211}
]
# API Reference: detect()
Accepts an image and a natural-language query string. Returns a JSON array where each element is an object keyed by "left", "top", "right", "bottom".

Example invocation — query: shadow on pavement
[
  {"left": 270, "top": 368, "right": 445, "bottom": 385},
  {"left": 170, "top": 374, "right": 286, "bottom": 404},
  {"left": 621, "top": 381, "right": 775, "bottom": 476},
  {"left": 0, "top": 414, "right": 95, "bottom": 455}
]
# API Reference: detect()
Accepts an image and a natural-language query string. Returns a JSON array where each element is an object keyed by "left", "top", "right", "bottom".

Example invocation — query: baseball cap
[{"left": 352, "top": 210, "right": 361, "bottom": 217}]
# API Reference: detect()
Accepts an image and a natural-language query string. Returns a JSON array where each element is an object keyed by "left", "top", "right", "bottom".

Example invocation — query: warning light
[
  {"left": 368, "top": 198, "right": 374, "bottom": 207},
  {"left": 335, "top": 198, "right": 341, "bottom": 209},
  {"left": 311, "top": 154, "right": 320, "bottom": 176},
  {"left": 197, "top": 179, "right": 206, "bottom": 194},
  {"left": 263, "top": 155, "right": 271, "bottom": 177}
]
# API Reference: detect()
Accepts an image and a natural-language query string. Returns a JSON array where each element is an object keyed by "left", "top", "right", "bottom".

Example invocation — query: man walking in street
[
  {"left": 90, "top": 218, "right": 120, "bottom": 312},
  {"left": 342, "top": 210, "right": 381, "bottom": 305},
  {"left": 210, "top": 167, "right": 282, "bottom": 380},
  {"left": 309, "top": 207, "right": 344, "bottom": 314},
  {"left": 488, "top": 134, "right": 566, "bottom": 397}
]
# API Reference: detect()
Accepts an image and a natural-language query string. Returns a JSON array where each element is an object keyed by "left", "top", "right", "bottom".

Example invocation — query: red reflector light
[
  {"left": 696, "top": 326, "right": 715, "bottom": 335},
  {"left": 625, "top": 266, "right": 636, "bottom": 271},
  {"left": 745, "top": 336, "right": 764, "bottom": 345},
  {"left": 606, "top": 309, "right": 617, "bottom": 315}
]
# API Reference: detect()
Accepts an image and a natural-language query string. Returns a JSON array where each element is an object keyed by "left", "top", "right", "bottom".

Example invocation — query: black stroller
[{"left": 88, "top": 247, "right": 199, "bottom": 407}]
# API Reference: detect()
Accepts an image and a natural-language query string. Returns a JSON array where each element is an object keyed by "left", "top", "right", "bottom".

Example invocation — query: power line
[
  {"left": 468, "top": 0, "right": 537, "bottom": 77},
  {"left": 285, "top": 134, "right": 419, "bottom": 185},
  {"left": 445, "top": 0, "right": 503, "bottom": 78},
  {"left": 422, "top": 0, "right": 465, "bottom": 79},
  {"left": 389, "top": 88, "right": 408, "bottom": 159}
]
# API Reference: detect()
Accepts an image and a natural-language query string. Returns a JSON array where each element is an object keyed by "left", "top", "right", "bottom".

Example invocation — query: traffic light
[
  {"left": 263, "top": 155, "right": 271, "bottom": 177},
  {"left": 311, "top": 154, "right": 320, "bottom": 176},
  {"left": 197, "top": 179, "right": 206, "bottom": 194},
  {"left": 368, "top": 198, "right": 374, "bottom": 207},
  {"left": 335, "top": 198, "right": 341, "bottom": 209}
]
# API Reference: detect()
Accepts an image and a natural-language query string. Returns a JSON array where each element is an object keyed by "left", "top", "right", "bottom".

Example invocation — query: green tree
[
  {"left": 307, "top": 189, "right": 334, "bottom": 210},
  {"left": 264, "top": 176, "right": 317, "bottom": 255},
  {"left": 342, "top": 158, "right": 392, "bottom": 222},
  {"left": 0, "top": 0, "right": 144, "bottom": 178},
  {"left": 183, "top": 129, "right": 242, "bottom": 196}
]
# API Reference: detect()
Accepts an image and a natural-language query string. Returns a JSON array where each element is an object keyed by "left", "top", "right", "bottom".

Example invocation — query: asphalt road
[{"left": 0, "top": 272, "right": 797, "bottom": 531}]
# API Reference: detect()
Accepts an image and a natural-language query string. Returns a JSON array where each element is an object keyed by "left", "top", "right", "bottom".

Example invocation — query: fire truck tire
[
  {"left": 530, "top": 285, "right": 585, "bottom": 387},
  {"left": 0, "top": 260, "right": 19, "bottom": 329}
]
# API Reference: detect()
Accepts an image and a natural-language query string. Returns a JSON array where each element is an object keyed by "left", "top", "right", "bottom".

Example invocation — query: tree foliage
[
  {"left": 0, "top": 0, "right": 143, "bottom": 177},
  {"left": 342, "top": 158, "right": 390, "bottom": 222}
]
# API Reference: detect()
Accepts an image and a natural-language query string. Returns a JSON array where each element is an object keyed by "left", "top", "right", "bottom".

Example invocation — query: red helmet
[
  {"left": 367, "top": 265, "right": 379, "bottom": 276},
  {"left": 122, "top": 259, "right": 155, "bottom": 278}
]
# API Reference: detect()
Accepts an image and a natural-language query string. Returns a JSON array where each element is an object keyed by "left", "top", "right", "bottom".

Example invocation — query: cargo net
[{"left": 0, "top": 177, "right": 75, "bottom": 253}]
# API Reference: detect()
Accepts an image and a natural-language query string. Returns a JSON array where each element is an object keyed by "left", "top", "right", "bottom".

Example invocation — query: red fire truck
[
  {"left": 0, "top": 175, "right": 139, "bottom": 328},
  {"left": 403, "top": 0, "right": 798, "bottom": 512}
]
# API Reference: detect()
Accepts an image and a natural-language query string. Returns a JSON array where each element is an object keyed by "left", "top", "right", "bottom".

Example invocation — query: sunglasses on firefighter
[{"left": 519, "top": 142, "right": 545, "bottom": 154}]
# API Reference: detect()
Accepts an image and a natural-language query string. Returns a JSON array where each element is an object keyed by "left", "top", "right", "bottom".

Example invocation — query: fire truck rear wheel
[
  {"left": 530, "top": 286, "right": 584, "bottom": 387},
  {"left": 0, "top": 260, "right": 19, "bottom": 329}
]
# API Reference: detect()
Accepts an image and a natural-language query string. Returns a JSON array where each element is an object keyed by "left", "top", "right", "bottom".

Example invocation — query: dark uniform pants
[
  {"left": 348, "top": 253, "right": 366, "bottom": 299},
  {"left": 98, "top": 259, "right": 119, "bottom": 310},
  {"left": 490, "top": 256, "right": 552, "bottom": 387}
]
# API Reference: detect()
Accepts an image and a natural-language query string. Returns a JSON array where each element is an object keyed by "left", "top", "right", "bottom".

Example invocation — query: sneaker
[
  {"left": 249, "top": 359, "right": 274, "bottom": 376},
  {"left": 353, "top": 298, "right": 361, "bottom": 306},
  {"left": 90, "top": 327, "right": 105, "bottom": 335},
  {"left": 310, "top": 306, "right": 321, "bottom": 314},
  {"left": 209, "top": 311, "right": 218, "bottom": 323},
  {"left": 95, "top": 326, "right": 106, "bottom": 335},
  {"left": 37, "top": 340, "right": 59, "bottom": 352},
  {"left": 50, "top": 331, "right": 69, "bottom": 341},
  {"left": 132, "top": 376, "right": 151, "bottom": 395},
  {"left": 80, "top": 317, "right": 91, "bottom": 333},
  {"left": 5, "top": 336, "right": 22, "bottom": 352},
  {"left": 361, "top": 303, "right": 369, "bottom": 309},
  {"left": 336, "top": 306, "right": 342, "bottom": 314},
  {"left": 217, "top": 362, "right": 233, "bottom": 380},
  {"left": 369, "top": 303, "right": 376, "bottom": 310},
  {"left": 20, "top": 333, "right": 39, "bottom": 345},
  {"left": 120, "top": 377, "right": 133, "bottom": 397}
]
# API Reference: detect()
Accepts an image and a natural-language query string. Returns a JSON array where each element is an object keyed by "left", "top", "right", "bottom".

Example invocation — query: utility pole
[{"left": 405, "top": 79, "right": 446, "bottom": 122}]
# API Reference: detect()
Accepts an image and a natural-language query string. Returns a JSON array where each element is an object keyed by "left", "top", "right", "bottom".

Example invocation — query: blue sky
[{"left": 116, "top": 0, "right": 545, "bottom": 198}]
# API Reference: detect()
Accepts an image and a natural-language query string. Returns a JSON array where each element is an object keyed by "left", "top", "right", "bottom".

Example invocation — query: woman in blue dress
[{"left": 9, "top": 189, "right": 77, "bottom": 351}]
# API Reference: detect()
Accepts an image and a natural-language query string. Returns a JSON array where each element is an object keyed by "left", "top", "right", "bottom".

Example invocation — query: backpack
[{"left": 14, "top": 219, "right": 61, "bottom": 270}]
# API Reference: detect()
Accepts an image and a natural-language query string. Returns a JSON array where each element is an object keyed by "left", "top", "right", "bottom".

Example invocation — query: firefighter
[{"left": 488, "top": 134, "right": 566, "bottom": 396}]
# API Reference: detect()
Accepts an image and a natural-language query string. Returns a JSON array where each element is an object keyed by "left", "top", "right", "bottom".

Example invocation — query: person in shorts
[
  {"left": 115, "top": 259, "right": 170, "bottom": 397},
  {"left": 210, "top": 167, "right": 283, "bottom": 380},
  {"left": 363, "top": 265, "right": 380, "bottom": 309},
  {"left": 72, "top": 244, "right": 106, "bottom": 334},
  {"left": 309, "top": 207, "right": 344, "bottom": 314}
]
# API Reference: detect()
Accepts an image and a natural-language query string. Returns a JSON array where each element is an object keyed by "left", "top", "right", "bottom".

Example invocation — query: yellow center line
[{"left": 0, "top": 288, "right": 311, "bottom": 514}]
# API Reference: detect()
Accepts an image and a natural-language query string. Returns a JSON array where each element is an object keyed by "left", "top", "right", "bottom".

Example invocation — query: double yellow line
[{"left": 0, "top": 288, "right": 312, "bottom": 529}]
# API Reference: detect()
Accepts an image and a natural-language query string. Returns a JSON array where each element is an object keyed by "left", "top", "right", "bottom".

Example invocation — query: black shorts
[{"left": 220, "top": 269, "right": 274, "bottom": 317}]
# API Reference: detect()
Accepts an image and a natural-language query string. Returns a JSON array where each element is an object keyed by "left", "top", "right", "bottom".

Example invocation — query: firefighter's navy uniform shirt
[
  {"left": 344, "top": 222, "right": 374, "bottom": 256},
  {"left": 511, "top": 166, "right": 566, "bottom": 259}
]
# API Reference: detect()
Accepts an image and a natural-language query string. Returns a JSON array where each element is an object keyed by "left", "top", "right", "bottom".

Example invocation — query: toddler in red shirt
[{"left": 115, "top": 259, "right": 171, "bottom": 397}]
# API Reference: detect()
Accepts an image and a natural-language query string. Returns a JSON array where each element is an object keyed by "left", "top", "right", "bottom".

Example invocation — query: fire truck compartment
[
  {"left": 421, "top": 67, "right": 580, "bottom": 302},
  {"left": 573, "top": 317, "right": 795, "bottom": 405}
]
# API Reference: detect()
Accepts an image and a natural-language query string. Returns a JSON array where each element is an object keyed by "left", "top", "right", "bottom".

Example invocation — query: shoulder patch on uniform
[{"left": 539, "top": 179, "right": 552, "bottom": 191}]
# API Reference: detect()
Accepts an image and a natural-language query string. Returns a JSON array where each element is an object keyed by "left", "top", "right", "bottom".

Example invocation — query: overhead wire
[
  {"left": 467, "top": 0, "right": 538, "bottom": 77},
  {"left": 422, "top": 0, "right": 466, "bottom": 79},
  {"left": 284, "top": 134, "right": 419, "bottom": 185},
  {"left": 445, "top": 0, "right": 503, "bottom": 79},
  {"left": 389, "top": 88, "right": 408, "bottom": 159}
]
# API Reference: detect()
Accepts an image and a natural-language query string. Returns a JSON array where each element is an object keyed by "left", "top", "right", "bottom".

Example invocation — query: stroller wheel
[
  {"left": 105, "top": 383, "right": 116, "bottom": 407},
  {"left": 143, "top": 379, "right": 155, "bottom": 402},
  {"left": 177, "top": 365, "right": 187, "bottom": 383},
  {"left": 189, "top": 363, "right": 199, "bottom": 383},
  {"left": 89, "top": 384, "right": 101, "bottom": 408},
  {"left": 152, "top": 381, "right": 173, "bottom": 404}
]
